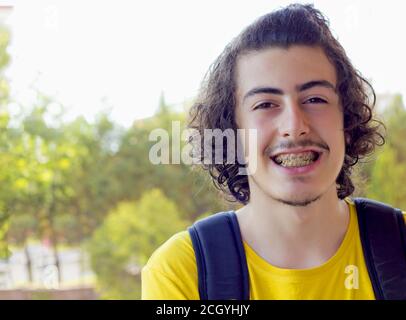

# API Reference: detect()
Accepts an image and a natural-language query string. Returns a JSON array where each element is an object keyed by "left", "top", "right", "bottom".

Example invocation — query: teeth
[{"left": 274, "top": 151, "right": 318, "bottom": 167}]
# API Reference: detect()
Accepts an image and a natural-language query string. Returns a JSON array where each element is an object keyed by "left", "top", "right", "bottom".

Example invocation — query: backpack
[{"left": 188, "top": 197, "right": 406, "bottom": 300}]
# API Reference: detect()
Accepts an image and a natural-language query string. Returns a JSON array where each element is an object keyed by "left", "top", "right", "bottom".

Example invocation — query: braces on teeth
[{"left": 273, "top": 152, "right": 318, "bottom": 167}]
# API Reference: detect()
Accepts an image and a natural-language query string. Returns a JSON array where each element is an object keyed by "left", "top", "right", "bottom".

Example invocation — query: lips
[
  {"left": 265, "top": 146, "right": 325, "bottom": 176},
  {"left": 270, "top": 148, "right": 322, "bottom": 166},
  {"left": 269, "top": 151, "right": 323, "bottom": 176},
  {"left": 273, "top": 151, "right": 319, "bottom": 166}
]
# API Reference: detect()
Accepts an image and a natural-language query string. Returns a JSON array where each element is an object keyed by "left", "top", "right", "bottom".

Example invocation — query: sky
[{"left": 2, "top": 0, "right": 406, "bottom": 127}]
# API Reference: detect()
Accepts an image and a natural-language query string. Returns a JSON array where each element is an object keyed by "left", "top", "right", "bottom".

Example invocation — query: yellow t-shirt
[{"left": 141, "top": 198, "right": 406, "bottom": 300}]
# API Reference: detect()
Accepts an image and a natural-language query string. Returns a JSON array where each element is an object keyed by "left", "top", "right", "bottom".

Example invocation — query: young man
[{"left": 142, "top": 4, "right": 406, "bottom": 299}]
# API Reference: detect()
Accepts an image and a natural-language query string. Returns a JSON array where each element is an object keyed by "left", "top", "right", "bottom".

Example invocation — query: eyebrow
[{"left": 242, "top": 80, "right": 337, "bottom": 103}]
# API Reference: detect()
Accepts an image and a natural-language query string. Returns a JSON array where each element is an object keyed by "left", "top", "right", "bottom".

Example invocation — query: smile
[
  {"left": 272, "top": 151, "right": 320, "bottom": 167},
  {"left": 270, "top": 150, "right": 323, "bottom": 175}
]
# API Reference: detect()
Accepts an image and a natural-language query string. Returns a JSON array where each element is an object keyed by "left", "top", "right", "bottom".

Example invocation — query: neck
[{"left": 236, "top": 183, "right": 350, "bottom": 269}]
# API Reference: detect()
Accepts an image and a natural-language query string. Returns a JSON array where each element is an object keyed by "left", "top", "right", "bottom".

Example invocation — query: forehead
[{"left": 235, "top": 45, "right": 337, "bottom": 100}]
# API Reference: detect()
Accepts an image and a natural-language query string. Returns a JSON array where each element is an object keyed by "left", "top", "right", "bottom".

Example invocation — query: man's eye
[
  {"left": 305, "top": 97, "right": 327, "bottom": 104},
  {"left": 253, "top": 102, "right": 276, "bottom": 110}
]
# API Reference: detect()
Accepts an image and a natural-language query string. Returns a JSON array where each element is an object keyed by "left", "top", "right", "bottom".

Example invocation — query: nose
[{"left": 279, "top": 98, "right": 310, "bottom": 139}]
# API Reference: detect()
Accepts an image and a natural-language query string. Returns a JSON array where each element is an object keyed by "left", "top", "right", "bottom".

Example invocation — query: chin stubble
[
  {"left": 272, "top": 194, "right": 322, "bottom": 207},
  {"left": 250, "top": 174, "right": 324, "bottom": 207}
]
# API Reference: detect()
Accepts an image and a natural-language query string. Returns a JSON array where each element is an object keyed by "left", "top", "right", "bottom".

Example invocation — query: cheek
[
  {"left": 316, "top": 115, "right": 346, "bottom": 158},
  {"left": 249, "top": 116, "right": 276, "bottom": 155},
  {"left": 236, "top": 111, "right": 274, "bottom": 153},
  {"left": 313, "top": 108, "right": 344, "bottom": 136}
]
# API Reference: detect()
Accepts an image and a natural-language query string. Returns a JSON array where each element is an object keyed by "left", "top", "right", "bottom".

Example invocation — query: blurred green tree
[
  {"left": 113, "top": 97, "right": 227, "bottom": 222},
  {"left": 366, "top": 95, "right": 406, "bottom": 209},
  {"left": 0, "top": 25, "right": 12, "bottom": 258},
  {"left": 86, "top": 188, "right": 187, "bottom": 299},
  {"left": 7, "top": 102, "right": 121, "bottom": 282},
  {"left": 367, "top": 143, "right": 406, "bottom": 209}
]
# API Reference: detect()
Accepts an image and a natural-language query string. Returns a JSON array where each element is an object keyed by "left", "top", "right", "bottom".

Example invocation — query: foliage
[
  {"left": 86, "top": 189, "right": 187, "bottom": 299},
  {"left": 0, "top": 25, "right": 11, "bottom": 258},
  {"left": 366, "top": 95, "right": 406, "bottom": 209}
]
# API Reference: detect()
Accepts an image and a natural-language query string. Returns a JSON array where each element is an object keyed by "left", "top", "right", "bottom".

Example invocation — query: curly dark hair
[{"left": 188, "top": 3, "right": 385, "bottom": 204}]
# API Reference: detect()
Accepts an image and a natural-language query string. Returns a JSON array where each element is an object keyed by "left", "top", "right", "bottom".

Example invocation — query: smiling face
[{"left": 235, "top": 45, "right": 346, "bottom": 206}]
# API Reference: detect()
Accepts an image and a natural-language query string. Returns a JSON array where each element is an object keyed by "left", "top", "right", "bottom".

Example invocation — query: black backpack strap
[
  {"left": 188, "top": 211, "right": 249, "bottom": 300},
  {"left": 354, "top": 197, "right": 406, "bottom": 300}
]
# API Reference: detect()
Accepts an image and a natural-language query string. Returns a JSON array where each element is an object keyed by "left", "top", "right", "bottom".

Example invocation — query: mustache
[{"left": 264, "top": 139, "right": 330, "bottom": 157}]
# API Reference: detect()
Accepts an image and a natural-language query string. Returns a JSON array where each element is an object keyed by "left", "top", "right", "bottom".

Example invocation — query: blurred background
[{"left": 0, "top": 0, "right": 405, "bottom": 299}]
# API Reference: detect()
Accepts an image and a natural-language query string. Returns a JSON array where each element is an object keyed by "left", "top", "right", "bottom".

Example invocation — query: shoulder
[
  {"left": 144, "top": 230, "right": 196, "bottom": 274},
  {"left": 141, "top": 230, "right": 199, "bottom": 299}
]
